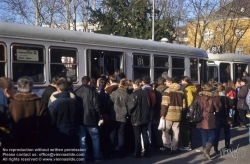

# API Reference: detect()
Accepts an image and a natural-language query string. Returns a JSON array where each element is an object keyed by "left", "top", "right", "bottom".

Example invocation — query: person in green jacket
[{"left": 179, "top": 76, "right": 197, "bottom": 151}]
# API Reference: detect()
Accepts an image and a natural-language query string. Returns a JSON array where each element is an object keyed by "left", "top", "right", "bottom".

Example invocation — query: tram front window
[
  {"left": 154, "top": 56, "right": 169, "bottom": 81},
  {"left": 87, "top": 50, "right": 124, "bottom": 79},
  {"left": 0, "top": 44, "right": 5, "bottom": 77}
]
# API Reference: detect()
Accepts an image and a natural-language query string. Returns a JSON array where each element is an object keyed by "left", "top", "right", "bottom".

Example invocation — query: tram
[
  {"left": 0, "top": 22, "right": 208, "bottom": 96},
  {"left": 208, "top": 52, "right": 250, "bottom": 83}
]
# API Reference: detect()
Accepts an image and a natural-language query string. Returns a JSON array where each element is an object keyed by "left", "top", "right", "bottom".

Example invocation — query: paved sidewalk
[{"left": 87, "top": 126, "right": 249, "bottom": 164}]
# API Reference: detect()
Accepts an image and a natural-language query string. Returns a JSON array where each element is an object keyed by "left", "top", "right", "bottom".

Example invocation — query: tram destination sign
[{"left": 17, "top": 49, "right": 39, "bottom": 61}]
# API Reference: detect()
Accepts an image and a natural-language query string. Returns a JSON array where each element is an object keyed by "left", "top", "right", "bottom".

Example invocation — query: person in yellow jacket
[{"left": 179, "top": 76, "right": 197, "bottom": 151}]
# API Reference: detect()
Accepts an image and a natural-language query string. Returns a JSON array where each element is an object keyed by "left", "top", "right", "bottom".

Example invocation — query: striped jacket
[{"left": 161, "top": 83, "right": 185, "bottom": 121}]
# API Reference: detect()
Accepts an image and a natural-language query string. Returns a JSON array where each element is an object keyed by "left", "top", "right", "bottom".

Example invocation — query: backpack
[
  {"left": 246, "top": 89, "right": 250, "bottom": 109},
  {"left": 187, "top": 96, "right": 203, "bottom": 123},
  {"left": 148, "top": 90, "right": 156, "bottom": 109},
  {"left": 227, "top": 89, "right": 236, "bottom": 99}
]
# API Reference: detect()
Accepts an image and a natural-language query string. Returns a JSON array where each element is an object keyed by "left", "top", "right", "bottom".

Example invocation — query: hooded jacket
[
  {"left": 184, "top": 85, "right": 197, "bottom": 107},
  {"left": 237, "top": 85, "right": 249, "bottom": 110},
  {"left": 161, "top": 83, "right": 185, "bottom": 121},
  {"left": 196, "top": 91, "right": 220, "bottom": 130}
]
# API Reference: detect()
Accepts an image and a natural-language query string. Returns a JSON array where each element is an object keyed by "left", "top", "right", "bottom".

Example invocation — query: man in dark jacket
[
  {"left": 49, "top": 77, "right": 81, "bottom": 149},
  {"left": 127, "top": 79, "right": 151, "bottom": 158},
  {"left": 41, "top": 76, "right": 59, "bottom": 106},
  {"left": 237, "top": 78, "right": 249, "bottom": 127},
  {"left": 242, "top": 71, "right": 250, "bottom": 88},
  {"left": 74, "top": 76, "right": 103, "bottom": 162}
]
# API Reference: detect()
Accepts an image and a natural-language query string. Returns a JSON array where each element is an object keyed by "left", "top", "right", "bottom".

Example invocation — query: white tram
[
  {"left": 0, "top": 22, "right": 208, "bottom": 96},
  {"left": 208, "top": 53, "right": 250, "bottom": 83}
]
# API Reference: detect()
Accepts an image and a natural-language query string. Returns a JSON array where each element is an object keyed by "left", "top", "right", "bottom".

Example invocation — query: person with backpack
[
  {"left": 197, "top": 84, "right": 220, "bottom": 160},
  {"left": 225, "top": 80, "right": 237, "bottom": 128},
  {"left": 213, "top": 85, "right": 231, "bottom": 153},
  {"left": 141, "top": 76, "right": 156, "bottom": 155},
  {"left": 179, "top": 76, "right": 197, "bottom": 151}
]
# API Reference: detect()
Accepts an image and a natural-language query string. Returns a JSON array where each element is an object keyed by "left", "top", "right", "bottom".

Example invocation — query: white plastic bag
[{"left": 158, "top": 118, "right": 166, "bottom": 131}]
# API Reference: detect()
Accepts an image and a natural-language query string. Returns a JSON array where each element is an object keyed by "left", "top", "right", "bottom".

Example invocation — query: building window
[
  {"left": 204, "top": 30, "right": 212, "bottom": 41},
  {"left": 235, "top": 29, "right": 244, "bottom": 38},
  {"left": 236, "top": 47, "right": 244, "bottom": 54}
]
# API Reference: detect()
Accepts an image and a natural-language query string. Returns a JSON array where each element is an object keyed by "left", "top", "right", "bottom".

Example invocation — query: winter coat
[
  {"left": 41, "top": 85, "right": 57, "bottom": 106},
  {"left": 215, "top": 92, "right": 227, "bottom": 118},
  {"left": 152, "top": 85, "right": 167, "bottom": 124},
  {"left": 109, "top": 87, "right": 129, "bottom": 123},
  {"left": 237, "top": 85, "right": 249, "bottom": 110},
  {"left": 74, "top": 84, "right": 102, "bottom": 126},
  {"left": 225, "top": 87, "right": 237, "bottom": 109},
  {"left": 127, "top": 88, "right": 150, "bottom": 126},
  {"left": 8, "top": 93, "right": 52, "bottom": 148},
  {"left": 48, "top": 91, "right": 81, "bottom": 136},
  {"left": 161, "top": 83, "right": 185, "bottom": 122},
  {"left": 184, "top": 85, "right": 197, "bottom": 107},
  {"left": 196, "top": 91, "right": 220, "bottom": 130}
]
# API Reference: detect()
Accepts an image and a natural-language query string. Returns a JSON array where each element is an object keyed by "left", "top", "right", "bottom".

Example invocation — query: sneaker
[
  {"left": 246, "top": 113, "right": 250, "bottom": 118},
  {"left": 94, "top": 158, "right": 104, "bottom": 163},
  {"left": 179, "top": 146, "right": 192, "bottom": 151}
]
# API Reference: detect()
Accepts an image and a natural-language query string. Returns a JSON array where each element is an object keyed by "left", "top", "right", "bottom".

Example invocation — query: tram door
[
  {"left": 87, "top": 49, "right": 124, "bottom": 79},
  {"left": 233, "top": 63, "right": 247, "bottom": 82}
]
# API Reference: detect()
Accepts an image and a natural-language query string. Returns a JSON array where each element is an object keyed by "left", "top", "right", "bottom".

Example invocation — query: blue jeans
[
  {"left": 213, "top": 116, "right": 230, "bottom": 147},
  {"left": 200, "top": 129, "right": 215, "bottom": 147},
  {"left": 78, "top": 125, "right": 102, "bottom": 159}
]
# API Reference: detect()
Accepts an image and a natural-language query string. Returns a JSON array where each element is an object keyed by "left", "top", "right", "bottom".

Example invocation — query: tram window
[
  {"left": 172, "top": 57, "right": 184, "bottom": 80},
  {"left": 154, "top": 56, "right": 169, "bottom": 80},
  {"left": 219, "top": 63, "right": 231, "bottom": 83},
  {"left": 0, "top": 44, "right": 6, "bottom": 77},
  {"left": 208, "top": 66, "right": 218, "bottom": 82},
  {"left": 190, "top": 58, "right": 198, "bottom": 81},
  {"left": 12, "top": 45, "right": 45, "bottom": 83},
  {"left": 133, "top": 54, "right": 150, "bottom": 79},
  {"left": 50, "top": 48, "right": 78, "bottom": 82}
]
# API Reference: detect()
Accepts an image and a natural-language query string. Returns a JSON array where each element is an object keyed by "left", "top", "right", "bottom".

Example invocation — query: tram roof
[
  {"left": 208, "top": 53, "right": 250, "bottom": 62},
  {"left": 0, "top": 22, "right": 207, "bottom": 58}
]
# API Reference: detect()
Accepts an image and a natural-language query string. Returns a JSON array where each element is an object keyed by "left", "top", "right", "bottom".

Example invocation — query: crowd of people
[{"left": 0, "top": 71, "right": 250, "bottom": 163}]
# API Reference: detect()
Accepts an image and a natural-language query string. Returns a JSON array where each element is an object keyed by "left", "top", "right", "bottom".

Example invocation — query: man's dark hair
[
  {"left": 56, "top": 77, "right": 69, "bottom": 91},
  {"left": 172, "top": 77, "right": 179, "bottom": 84},
  {"left": 142, "top": 76, "right": 150, "bottom": 84},
  {"left": 51, "top": 76, "right": 59, "bottom": 85},
  {"left": 82, "top": 76, "right": 90, "bottom": 84}
]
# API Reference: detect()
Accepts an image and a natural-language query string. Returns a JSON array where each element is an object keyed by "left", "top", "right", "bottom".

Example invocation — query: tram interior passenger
[{"left": 88, "top": 50, "right": 123, "bottom": 79}]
